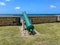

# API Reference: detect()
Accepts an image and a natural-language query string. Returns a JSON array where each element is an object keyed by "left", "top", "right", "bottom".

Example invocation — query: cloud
[
  {"left": 15, "top": 7, "right": 21, "bottom": 10},
  {"left": 50, "top": 5, "right": 56, "bottom": 8},
  {"left": 0, "top": 2, "right": 6, "bottom": 6},
  {"left": 6, "top": 0, "right": 10, "bottom": 2}
]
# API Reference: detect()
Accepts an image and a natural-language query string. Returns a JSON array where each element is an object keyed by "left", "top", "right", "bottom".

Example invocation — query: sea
[{"left": 0, "top": 14, "right": 60, "bottom": 17}]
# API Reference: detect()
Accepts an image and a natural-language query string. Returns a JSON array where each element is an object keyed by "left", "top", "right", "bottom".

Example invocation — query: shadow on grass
[
  {"left": 0, "top": 25, "right": 21, "bottom": 27},
  {"left": 0, "top": 22, "right": 60, "bottom": 27},
  {"left": 34, "top": 22, "right": 59, "bottom": 24}
]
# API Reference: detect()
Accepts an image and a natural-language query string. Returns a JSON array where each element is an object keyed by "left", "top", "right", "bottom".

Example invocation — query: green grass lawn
[{"left": 0, "top": 23, "right": 60, "bottom": 45}]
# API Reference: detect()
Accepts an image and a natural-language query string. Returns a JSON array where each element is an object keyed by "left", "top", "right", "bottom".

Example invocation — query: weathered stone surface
[
  {"left": 29, "top": 16, "right": 57, "bottom": 24},
  {"left": 0, "top": 17, "right": 20, "bottom": 26}
]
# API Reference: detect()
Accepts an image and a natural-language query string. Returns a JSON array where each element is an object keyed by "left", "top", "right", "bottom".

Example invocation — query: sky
[{"left": 0, "top": 0, "right": 60, "bottom": 14}]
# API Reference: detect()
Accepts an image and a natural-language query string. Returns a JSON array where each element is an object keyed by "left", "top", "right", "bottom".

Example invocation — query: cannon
[{"left": 22, "top": 12, "right": 35, "bottom": 35}]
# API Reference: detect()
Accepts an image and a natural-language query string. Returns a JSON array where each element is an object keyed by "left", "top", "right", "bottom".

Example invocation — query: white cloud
[
  {"left": 6, "top": 0, "right": 10, "bottom": 2},
  {"left": 0, "top": 2, "right": 6, "bottom": 6},
  {"left": 15, "top": 7, "right": 21, "bottom": 10},
  {"left": 50, "top": 5, "right": 56, "bottom": 8}
]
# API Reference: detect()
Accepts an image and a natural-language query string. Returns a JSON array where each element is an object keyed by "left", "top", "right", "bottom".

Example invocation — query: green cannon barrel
[{"left": 23, "top": 12, "right": 34, "bottom": 33}]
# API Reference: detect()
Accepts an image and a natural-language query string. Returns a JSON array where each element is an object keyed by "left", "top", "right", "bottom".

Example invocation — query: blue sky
[{"left": 0, "top": 0, "right": 60, "bottom": 14}]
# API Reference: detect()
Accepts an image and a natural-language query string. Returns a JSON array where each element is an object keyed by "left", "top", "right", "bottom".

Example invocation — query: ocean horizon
[{"left": 0, "top": 14, "right": 60, "bottom": 17}]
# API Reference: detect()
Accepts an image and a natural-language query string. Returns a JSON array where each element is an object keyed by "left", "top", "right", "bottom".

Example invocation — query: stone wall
[
  {"left": 29, "top": 16, "right": 57, "bottom": 24},
  {"left": 0, "top": 16, "right": 57, "bottom": 26},
  {"left": 0, "top": 17, "right": 20, "bottom": 26}
]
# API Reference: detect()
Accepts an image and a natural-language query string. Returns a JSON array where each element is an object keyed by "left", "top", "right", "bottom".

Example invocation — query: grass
[{"left": 0, "top": 23, "right": 60, "bottom": 45}]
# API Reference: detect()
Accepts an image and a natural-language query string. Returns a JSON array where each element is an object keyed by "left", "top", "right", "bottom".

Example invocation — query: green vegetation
[{"left": 0, "top": 23, "right": 60, "bottom": 45}]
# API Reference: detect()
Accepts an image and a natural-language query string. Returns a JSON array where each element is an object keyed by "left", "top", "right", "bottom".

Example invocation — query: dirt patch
[{"left": 19, "top": 26, "right": 40, "bottom": 37}]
